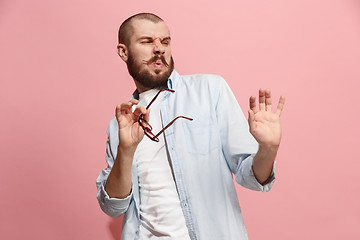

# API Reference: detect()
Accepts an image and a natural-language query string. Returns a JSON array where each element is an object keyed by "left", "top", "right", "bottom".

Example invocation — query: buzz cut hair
[{"left": 118, "top": 13, "right": 164, "bottom": 46}]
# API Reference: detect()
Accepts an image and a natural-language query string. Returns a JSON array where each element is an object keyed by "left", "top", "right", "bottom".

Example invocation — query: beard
[{"left": 126, "top": 52, "right": 174, "bottom": 90}]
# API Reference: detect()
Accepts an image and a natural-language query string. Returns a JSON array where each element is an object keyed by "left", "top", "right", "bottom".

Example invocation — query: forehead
[{"left": 130, "top": 19, "right": 170, "bottom": 40}]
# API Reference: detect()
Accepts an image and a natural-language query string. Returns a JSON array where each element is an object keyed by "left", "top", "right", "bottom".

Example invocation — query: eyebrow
[
  {"left": 137, "top": 36, "right": 171, "bottom": 41},
  {"left": 161, "top": 37, "right": 171, "bottom": 41}
]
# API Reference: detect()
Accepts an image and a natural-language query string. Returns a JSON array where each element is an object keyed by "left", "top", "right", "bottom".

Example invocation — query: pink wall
[{"left": 1, "top": 0, "right": 359, "bottom": 239}]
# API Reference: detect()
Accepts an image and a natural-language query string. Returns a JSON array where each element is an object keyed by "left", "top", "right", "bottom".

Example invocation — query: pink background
[{"left": 1, "top": 0, "right": 359, "bottom": 239}]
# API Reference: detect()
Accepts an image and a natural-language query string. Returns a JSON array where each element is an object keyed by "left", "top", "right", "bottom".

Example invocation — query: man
[{"left": 96, "top": 13, "right": 285, "bottom": 240}]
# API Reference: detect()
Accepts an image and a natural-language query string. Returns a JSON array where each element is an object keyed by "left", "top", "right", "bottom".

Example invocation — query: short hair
[{"left": 118, "top": 13, "right": 164, "bottom": 46}]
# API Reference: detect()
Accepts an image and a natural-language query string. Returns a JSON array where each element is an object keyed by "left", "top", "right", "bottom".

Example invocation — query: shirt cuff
[
  {"left": 249, "top": 160, "right": 276, "bottom": 192},
  {"left": 99, "top": 183, "right": 133, "bottom": 211},
  {"left": 236, "top": 154, "right": 276, "bottom": 192}
]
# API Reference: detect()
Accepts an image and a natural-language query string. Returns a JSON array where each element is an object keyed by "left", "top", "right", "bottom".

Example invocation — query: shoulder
[
  {"left": 180, "top": 73, "right": 225, "bottom": 84},
  {"left": 172, "top": 73, "right": 231, "bottom": 107},
  {"left": 175, "top": 72, "right": 227, "bottom": 92},
  {"left": 171, "top": 70, "right": 227, "bottom": 87}
]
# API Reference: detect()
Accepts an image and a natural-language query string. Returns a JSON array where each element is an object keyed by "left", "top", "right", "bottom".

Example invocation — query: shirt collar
[{"left": 167, "top": 70, "right": 176, "bottom": 90}]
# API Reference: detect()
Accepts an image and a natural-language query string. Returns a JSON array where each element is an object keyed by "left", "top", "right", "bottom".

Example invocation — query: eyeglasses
[{"left": 138, "top": 89, "right": 193, "bottom": 142}]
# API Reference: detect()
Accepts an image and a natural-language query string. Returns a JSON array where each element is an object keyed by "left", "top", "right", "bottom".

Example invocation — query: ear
[{"left": 117, "top": 43, "right": 128, "bottom": 62}]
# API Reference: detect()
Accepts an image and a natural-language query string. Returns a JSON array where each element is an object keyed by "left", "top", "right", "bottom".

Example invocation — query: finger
[
  {"left": 248, "top": 109, "right": 256, "bottom": 131},
  {"left": 276, "top": 96, "right": 286, "bottom": 117},
  {"left": 143, "top": 109, "right": 150, "bottom": 122},
  {"left": 249, "top": 96, "right": 258, "bottom": 114},
  {"left": 259, "top": 89, "right": 266, "bottom": 111},
  {"left": 115, "top": 104, "right": 128, "bottom": 126},
  {"left": 133, "top": 106, "right": 148, "bottom": 119},
  {"left": 265, "top": 89, "right": 272, "bottom": 112},
  {"left": 120, "top": 100, "right": 139, "bottom": 114},
  {"left": 129, "top": 99, "right": 139, "bottom": 105},
  {"left": 120, "top": 102, "right": 132, "bottom": 114}
]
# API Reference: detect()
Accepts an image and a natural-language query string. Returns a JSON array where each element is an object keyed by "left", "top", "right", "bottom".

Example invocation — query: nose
[{"left": 153, "top": 38, "right": 165, "bottom": 55}]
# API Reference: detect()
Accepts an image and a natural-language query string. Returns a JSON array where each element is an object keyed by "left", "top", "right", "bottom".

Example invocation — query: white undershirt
[{"left": 136, "top": 89, "right": 190, "bottom": 240}]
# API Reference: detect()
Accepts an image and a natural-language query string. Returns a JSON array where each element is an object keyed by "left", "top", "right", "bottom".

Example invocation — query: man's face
[{"left": 122, "top": 19, "right": 174, "bottom": 92}]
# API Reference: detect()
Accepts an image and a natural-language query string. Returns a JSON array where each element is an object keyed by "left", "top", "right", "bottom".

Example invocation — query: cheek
[
  {"left": 133, "top": 52, "right": 147, "bottom": 61},
  {"left": 165, "top": 50, "right": 172, "bottom": 60},
  {"left": 130, "top": 46, "right": 152, "bottom": 60}
]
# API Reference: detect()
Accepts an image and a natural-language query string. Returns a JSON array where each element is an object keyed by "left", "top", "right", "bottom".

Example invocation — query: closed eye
[{"left": 139, "top": 37, "right": 154, "bottom": 44}]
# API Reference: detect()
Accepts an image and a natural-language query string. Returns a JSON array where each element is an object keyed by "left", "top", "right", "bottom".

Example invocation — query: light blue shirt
[{"left": 96, "top": 70, "right": 275, "bottom": 240}]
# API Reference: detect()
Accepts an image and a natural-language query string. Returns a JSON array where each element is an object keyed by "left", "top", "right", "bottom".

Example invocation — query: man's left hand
[{"left": 248, "top": 89, "right": 285, "bottom": 150}]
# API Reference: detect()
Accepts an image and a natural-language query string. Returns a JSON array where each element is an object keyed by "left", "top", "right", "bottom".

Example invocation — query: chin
[{"left": 154, "top": 69, "right": 162, "bottom": 74}]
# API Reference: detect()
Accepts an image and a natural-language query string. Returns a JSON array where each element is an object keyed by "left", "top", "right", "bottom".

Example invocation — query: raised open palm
[{"left": 248, "top": 89, "right": 285, "bottom": 148}]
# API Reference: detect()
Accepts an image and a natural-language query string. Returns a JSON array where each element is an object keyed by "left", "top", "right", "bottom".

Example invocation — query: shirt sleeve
[
  {"left": 96, "top": 118, "right": 133, "bottom": 217},
  {"left": 235, "top": 154, "right": 276, "bottom": 192},
  {"left": 215, "top": 76, "right": 275, "bottom": 192}
]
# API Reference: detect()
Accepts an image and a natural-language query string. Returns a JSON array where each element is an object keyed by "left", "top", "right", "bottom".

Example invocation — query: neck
[{"left": 134, "top": 80, "right": 151, "bottom": 93}]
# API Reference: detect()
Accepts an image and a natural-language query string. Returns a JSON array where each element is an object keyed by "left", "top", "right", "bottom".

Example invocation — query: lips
[
  {"left": 144, "top": 55, "right": 169, "bottom": 67},
  {"left": 153, "top": 60, "right": 163, "bottom": 68}
]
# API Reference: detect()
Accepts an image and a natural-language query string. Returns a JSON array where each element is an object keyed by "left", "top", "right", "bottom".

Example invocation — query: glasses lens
[
  {"left": 139, "top": 118, "right": 152, "bottom": 131},
  {"left": 144, "top": 129, "right": 159, "bottom": 142}
]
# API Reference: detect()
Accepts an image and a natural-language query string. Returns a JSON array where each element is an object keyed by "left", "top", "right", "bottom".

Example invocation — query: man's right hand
[
  {"left": 105, "top": 100, "right": 150, "bottom": 199},
  {"left": 116, "top": 99, "right": 150, "bottom": 155}
]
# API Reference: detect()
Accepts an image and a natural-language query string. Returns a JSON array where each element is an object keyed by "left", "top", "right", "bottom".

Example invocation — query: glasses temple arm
[
  {"left": 146, "top": 89, "right": 175, "bottom": 109},
  {"left": 154, "top": 116, "right": 193, "bottom": 138}
]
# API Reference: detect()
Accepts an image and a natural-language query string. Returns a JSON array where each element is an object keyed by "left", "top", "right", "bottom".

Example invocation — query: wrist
[
  {"left": 257, "top": 144, "right": 279, "bottom": 159},
  {"left": 117, "top": 145, "right": 136, "bottom": 159},
  {"left": 258, "top": 144, "right": 279, "bottom": 152}
]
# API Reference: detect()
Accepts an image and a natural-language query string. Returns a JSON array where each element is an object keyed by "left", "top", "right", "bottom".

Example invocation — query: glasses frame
[{"left": 138, "top": 89, "right": 193, "bottom": 142}]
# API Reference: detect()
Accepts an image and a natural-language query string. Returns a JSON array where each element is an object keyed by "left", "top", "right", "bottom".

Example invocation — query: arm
[
  {"left": 248, "top": 89, "right": 285, "bottom": 185},
  {"left": 96, "top": 99, "right": 149, "bottom": 217},
  {"left": 105, "top": 99, "right": 150, "bottom": 198},
  {"left": 215, "top": 77, "right": 283, "bottom": 191}
]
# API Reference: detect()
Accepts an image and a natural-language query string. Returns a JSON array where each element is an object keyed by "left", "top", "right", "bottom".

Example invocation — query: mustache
[{"left": 143, "top": 55, "right": 169, "bottom": 67}]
